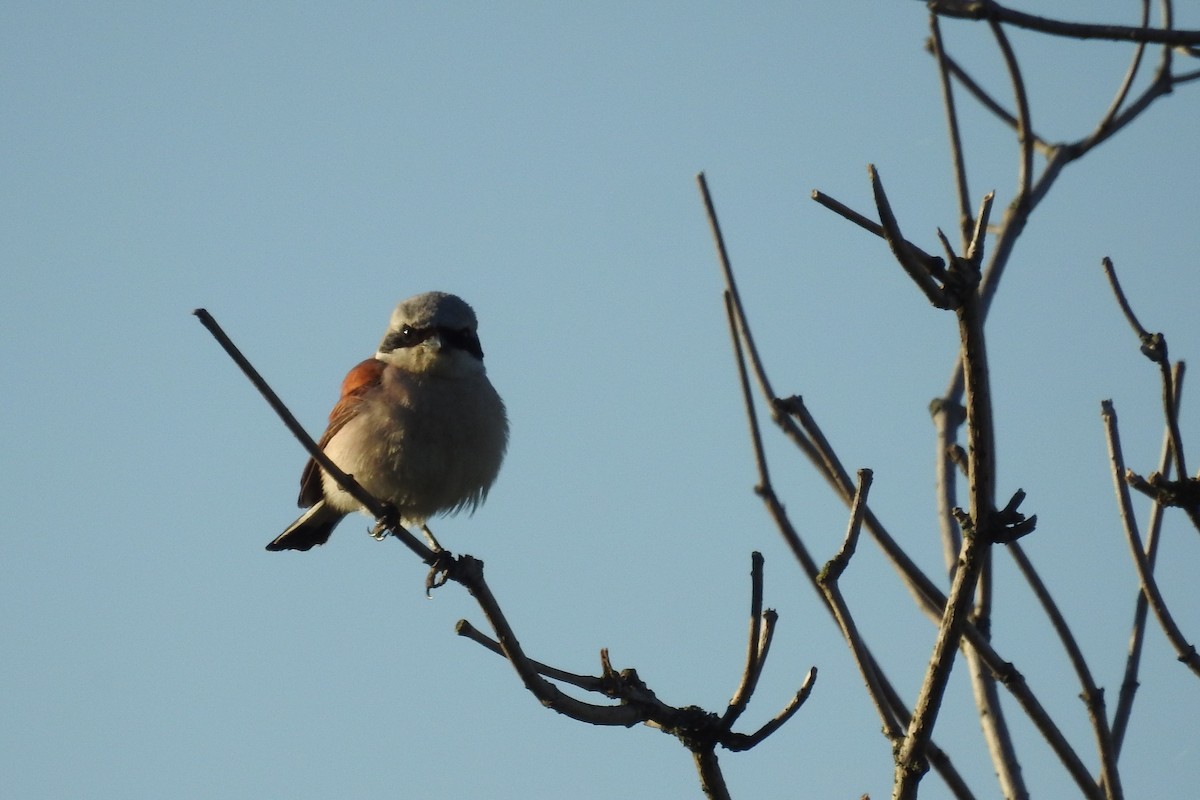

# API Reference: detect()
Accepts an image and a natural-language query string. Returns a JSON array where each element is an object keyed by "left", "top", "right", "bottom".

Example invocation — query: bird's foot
[
  {"left": 421, "top": 523, "right": 445, "bottom": 553},
  {"left": 425, "top": 549, "right": 454, "bottom": 596},
  {"left": 370, "top": 503, "right": 402, "bottom": 541}
]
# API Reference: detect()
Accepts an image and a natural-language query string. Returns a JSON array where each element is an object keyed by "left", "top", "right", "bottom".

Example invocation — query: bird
[{"left": 266, "top": 291, "right": 508, "bottom": 552}]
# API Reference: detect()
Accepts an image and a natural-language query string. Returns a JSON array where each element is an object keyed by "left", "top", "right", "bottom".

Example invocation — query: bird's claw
[
  {"left": 370, "top": 503, "right": 402, "bottom": 541},
  {"left": 425, "top": 551, "right": 454, "bottom": 596}
]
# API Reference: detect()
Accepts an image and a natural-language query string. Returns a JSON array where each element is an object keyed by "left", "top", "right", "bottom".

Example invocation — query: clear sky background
[{"left": 4, "top": 2, "right": 1199, "bottom": 798}]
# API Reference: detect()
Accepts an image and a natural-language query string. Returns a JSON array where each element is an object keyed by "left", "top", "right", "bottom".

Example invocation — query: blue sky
[{"left": 4, "top": 2, "right": 1199, "bottom": 798}]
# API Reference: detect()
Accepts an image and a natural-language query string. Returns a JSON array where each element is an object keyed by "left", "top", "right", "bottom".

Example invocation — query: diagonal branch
[
  {"left": 1009, "top": 544, "right": 1121, "bottom": 799},
  {"left": 193, "top": 309, "right": 435, "bottom": 561},
  {"left": 926, "top": 43, "right": 1054, "bottom": 154}
]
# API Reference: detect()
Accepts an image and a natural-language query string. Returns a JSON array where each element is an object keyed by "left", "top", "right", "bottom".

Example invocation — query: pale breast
[{"left": 319, "top": 366, "right": 508, "bottom": 524}]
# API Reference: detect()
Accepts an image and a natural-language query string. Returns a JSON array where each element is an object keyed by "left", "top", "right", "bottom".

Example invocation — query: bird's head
[{"left": 375, "top": 291, "right": 487, "bottom": 377}]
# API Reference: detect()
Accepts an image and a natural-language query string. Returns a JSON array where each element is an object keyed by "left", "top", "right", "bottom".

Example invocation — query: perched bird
[{"left": 267, "top": 292, "right": 508, "bottom": 552}]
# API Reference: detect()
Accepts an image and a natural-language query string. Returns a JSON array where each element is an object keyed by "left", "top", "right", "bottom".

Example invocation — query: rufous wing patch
[{"left": 297, "top": 358, "right": 387, "bottom": 507}]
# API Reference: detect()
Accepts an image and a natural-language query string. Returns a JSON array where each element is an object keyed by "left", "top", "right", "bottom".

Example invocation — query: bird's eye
[{"left": 401, "top": 325, "right": 415, "bottom": 340}]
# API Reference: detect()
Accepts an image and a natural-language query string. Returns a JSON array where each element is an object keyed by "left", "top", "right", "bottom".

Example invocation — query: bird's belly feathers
[{"left": 319, "top": 375, "right": 507, "bottom": 523}]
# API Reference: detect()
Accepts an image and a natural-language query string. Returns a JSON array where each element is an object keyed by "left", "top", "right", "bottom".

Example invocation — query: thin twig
[
  {"left": 1009, "top": 544, "right": 1122, "bottom": 799},
  {"left": 966, "top": 192, "right": 994, "bottom": 269},
  {"left": 1101, "top": 258, "right": 1153, "bottom": 341},
  {"left": 722, "top": 552, "right": 768, "bottom": 730},
  {"left": 823, "top": 469, "right": 874, "bottom": 583},
  {"left": 933, "top": 397, "right": 967, "bottom": 575},
  {"left": 1102, "top": 258, "right": 1198, "bottom": 526},
  {"left": 1111, "top": 362, "right": 1185, "bottom": 753},
  {"left": 1101, "top": 401, "right": 1200, "bottom": 677},
  {"left": 927, "top": 44, "right": 1054, "bottom": 154},
  {"left": 722, "top": 292, "right": 773, "bottom": 489},
  {"left": 870, "top": 164, "right": 951, "bottom": 307},
  {"left": 989, "top": 20, "right": 1033, "bottom": 202},
  {"left": 1086, "top": 0, "right": 1151, "bottom": 147},
  {"left": 810, "top": 189, "right": 947, "bottom": 278},
  {"left": 455, "top": 620, "right": 607, "bottom": 692},
  {"left": 723, "top": 667, "right": 817, "bottom": 751},
  {"left": 962, "top": 642, "right": 1028, "bottom": 800},
  {"left": 929, "top": 14, "right": 973, "bottom": 247},
  {"left": 816, "top": 472, "right": 907, "bottom": 746},
  {"left": 780, "top": 395, "right": 1094, "bottom": 797}
]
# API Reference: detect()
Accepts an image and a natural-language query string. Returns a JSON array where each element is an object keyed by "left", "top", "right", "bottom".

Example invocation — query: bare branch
[
  {"left": 1111, "top": 361, "right": 1183, "bottom": 751},
  {"left": 710, "top": 177, "right": 1096, "bottom": 798},
  {"left": 925, "top": 43, "right": 1053, "bottom": 154},
  {"left": 822, "top": 469, "right": 874, "bottom": 583},
  {"left": 692, "top": 749, "right": 731, "bottom": 800},
  {"left": 927, "top": 0, "right": 1200, "bottom": 46},
  {"left": 1101, "top": 257, "right": 1154, "bottom": 343},
  {"left": 896, "top": 213, "right": 1014, "bottom": 798},
  {"left": 455, "top": 619, "right": 605, "bottom": 692},
  {"left": 722, "top": 551, "right": 769, "bottom": 730},
  {"left": 816, "top": 472, "right": 908, "bottom": 747},
  {"left": 966, "top": 192, "right": 995, "bottom": 268},
  {"left": 870, "top": 164, "right": 952, "bottom": 307},
  {"left": 988, "top": 19, "right": 1033, "bottom": 202},
  {"left": 929, "top": 14, "right": 973, "bottom": 247},
  {"left": 1009, "top": 544, "right": 1122, "bottom": 799},
  {"left": 1086, "top": 0, "right": 1152, "bottom": 146},
  {"left": 811, "top": 189, "right": 887, "bottom": 238},
  {"left": 723, "top": 667, "right": 817, "bottom": 752},
  {"left": 722, "top": 291, "right": 774, "bottom": 493},
  {"left": 1101, "top": 401, "right": 1200, "bottom": 677},
  {"left": 1103, "top": 258, "right": 1199, "bottom": 528},
  {"left": 893, "top": 518, "right": 991, "bottom": 799},
  {"left": 961, "top": 643, "right": 1028, "bottom": 800},
  {"left": 932, "top": 397, "right": 967, "bottom": 575},
  {"left": 810, "top": 187, "right": 948, "bottom": 281}
]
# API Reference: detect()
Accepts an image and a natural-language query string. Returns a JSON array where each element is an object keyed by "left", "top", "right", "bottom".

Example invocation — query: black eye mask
[{"left": 380, "top": 324, "right": 484, "bottom": 360}]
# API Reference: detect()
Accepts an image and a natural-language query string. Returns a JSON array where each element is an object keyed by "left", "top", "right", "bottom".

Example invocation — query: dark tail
[{"left": 267, "top": 501, "right": 342, "bottom": 551}]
